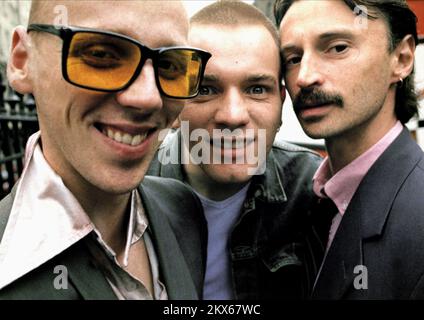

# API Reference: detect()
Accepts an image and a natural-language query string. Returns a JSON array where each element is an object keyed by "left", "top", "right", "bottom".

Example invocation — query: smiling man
[
  {"left": 275, "top": 0, "right": 424, "bottom": 299},
  {"left": 0, "top": 0, "right": 211, "bottom": 299},
  {"left": 148, "top": 0, "right": 321, "bottom": 300}
]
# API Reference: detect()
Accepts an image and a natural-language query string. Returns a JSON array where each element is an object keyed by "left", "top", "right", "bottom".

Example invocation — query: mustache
[{"left": 293, "top": 88, "right": 344, "bottom": 112}]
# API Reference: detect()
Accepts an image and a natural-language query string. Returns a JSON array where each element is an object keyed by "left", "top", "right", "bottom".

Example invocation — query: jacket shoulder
[
  {"left": 140, "top": 176, "right": 207, "bottom": 296},
  {"left": 142, "top": 175, "right": 195, "bottom": 201},
  {"left": 271, "top": 139, "right": 322, "bottom": 173},
  {"left": 146, "top": 131, "right": 179, "bottom": 176},
  {"left": 417, "top": 154, "right": 424, "bottom": 172},
  {"left": 140, "top": 176, "right": 205, "bottom": 231},
  {"left": 272, "top": 138, "right": 322, "bottom": 158},
  {"left": 397, "top": 154, "right": 424, "bottom": 209},
  {"left": 140, "top": 176, "right": 205, "bottom": 228}
]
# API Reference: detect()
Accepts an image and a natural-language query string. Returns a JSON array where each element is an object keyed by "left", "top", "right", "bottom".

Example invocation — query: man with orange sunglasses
[{"left": 0, "top": 0, "right": 210, "bottom": 300}]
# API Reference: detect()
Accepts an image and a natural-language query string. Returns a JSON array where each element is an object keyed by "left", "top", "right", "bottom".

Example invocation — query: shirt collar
[
  {"left": 0, "top": 132, "right": 147, "bottom": 290},
  {"left": 91, "top": 190, "right": 148, "bottom": 268},
  {"left": 313, "top": 121, "right": 403, "bottom": 215}
]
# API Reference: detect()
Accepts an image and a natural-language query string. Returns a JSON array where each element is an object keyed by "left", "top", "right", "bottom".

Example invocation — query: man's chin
[
  {"left": 300, "top": 121, "right": 334, "bottom": 140},
  {"left": 92, "top": 177, "right": 144, "bottom": 196},
  {"left": 206, "top": 164, "right": 255, "bottom": 184}
]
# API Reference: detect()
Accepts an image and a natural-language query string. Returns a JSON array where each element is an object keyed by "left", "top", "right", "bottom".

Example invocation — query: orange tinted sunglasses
[{"left": 27, "top": 24, "right": 211, "bottom": 99}]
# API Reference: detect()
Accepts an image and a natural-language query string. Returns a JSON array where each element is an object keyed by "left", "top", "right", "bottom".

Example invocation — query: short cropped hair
[
  {"left": 191, "top": 0, "right": 280, "bottom": 48},
  {"left": 274, "top": 0, "right": 419, "bottom": 124}
]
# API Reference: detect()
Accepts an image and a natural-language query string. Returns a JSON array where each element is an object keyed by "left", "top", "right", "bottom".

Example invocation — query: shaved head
[
  {"left": 27, "top": 0, "right": 189, "bottom": 47},
  {"left": 29, "top": 0, "right": 188, "bottom": 28},
  {"left": 191, "top": 0, "right": 279, "bottom": 47},
  {"left": 10, "top": 0, "right": 192, "bottom": 199}
]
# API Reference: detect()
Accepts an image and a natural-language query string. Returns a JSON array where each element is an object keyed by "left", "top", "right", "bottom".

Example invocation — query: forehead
[
  {"left": 279, "top": 0, "right": 388, "bottom": 45},
  {"left": 189, "top": 25, "right": 280, "bottom": 75},
  {"left": 33, "top": 0, "right": 189, "bottom": 47}
]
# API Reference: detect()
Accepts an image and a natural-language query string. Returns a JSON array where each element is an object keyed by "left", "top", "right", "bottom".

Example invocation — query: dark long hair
[{"left": 274, "top": 0, "right": 418, "bottom": 124}]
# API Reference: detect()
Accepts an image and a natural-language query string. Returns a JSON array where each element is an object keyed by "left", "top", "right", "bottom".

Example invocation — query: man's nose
[
  {"left": 214, "top": 88, "right": 250, "bottom": 129},
  {"left": 295, "top": 53, "right": 324, "bottom": 89},
  {"left": 115, "top": 60, "right": 163, "bottom": 113}
]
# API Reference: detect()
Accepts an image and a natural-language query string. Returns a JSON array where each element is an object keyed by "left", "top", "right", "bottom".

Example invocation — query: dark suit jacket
[
  {"left": 0, "top": 176, "right": 207, "bottom": 300},
  {"left": 311, "top": 128, "right": 424, "bottom": 299}
]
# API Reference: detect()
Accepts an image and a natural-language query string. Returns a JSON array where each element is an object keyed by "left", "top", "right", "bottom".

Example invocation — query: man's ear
[
  {"left": 7, "top": 26, "right": 33, "bottom": 94},
  {"left": 391, "top": 34, "right": 415, "bottom": 84}
]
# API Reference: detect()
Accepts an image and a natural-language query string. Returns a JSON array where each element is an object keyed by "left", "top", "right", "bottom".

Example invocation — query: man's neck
[
  {"left": 184, "top": 163, "right": 250, "bottom": 201},
  {"left": 326, "top": 116, "right": 398, "bottom": 174},
  {"left": 63, "top": 174, "right": 132, "bottom": 255},
  {"left": 39, "top": 139, "right": 132, "bottom": 256},
  {"left": 86, "top": 192, "right": 131, "bottom": 255}
]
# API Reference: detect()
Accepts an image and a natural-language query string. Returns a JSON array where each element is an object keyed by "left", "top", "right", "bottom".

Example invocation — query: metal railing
[{"left": 0, "top": 73, "right": 39, "bottom": 199}]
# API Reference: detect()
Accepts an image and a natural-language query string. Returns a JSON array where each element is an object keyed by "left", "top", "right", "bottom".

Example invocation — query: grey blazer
[
  {"left": 0, "top": 176, "right": 207, "bottom": 300},
  {"left": 311, "top": 128, "right": 424, "bottom": 299}
]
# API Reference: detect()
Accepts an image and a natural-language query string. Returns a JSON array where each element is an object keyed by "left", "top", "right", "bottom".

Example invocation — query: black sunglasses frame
[{"left": 27, "top": 24, "right": 211, "bottom": 99}]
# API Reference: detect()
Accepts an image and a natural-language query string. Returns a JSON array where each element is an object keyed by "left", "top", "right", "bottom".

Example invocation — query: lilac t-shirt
[{"left": 195, "top": 183, "right": 250, "bottom": 300}]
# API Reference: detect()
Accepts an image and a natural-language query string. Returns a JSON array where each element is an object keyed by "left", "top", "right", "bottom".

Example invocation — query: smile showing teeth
[
  {"left": 101, "top": 127, "right": 149, "bottom": 146},
  {"left": 211, "top": 138, "right": 254, "bottom": 149}
]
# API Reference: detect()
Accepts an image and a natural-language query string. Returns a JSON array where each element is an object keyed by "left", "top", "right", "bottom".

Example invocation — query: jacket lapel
[
  {"left": 312, "top": 128, "right": 423, "bottom": 299},
  {"left": 359, "top": 129, "right": 422, "bottom": 239},
  {"left": 0, "top": 185, "right": 117, "bottom": 300},
  {"left": 59, "top": 240, "right": 118, "bottom": 300},
  {"left": 312, "top": 193, "right": 363, "bottom": 299},
  {"left": 139, "top": 183, "right": 199, "bottom": 300}
]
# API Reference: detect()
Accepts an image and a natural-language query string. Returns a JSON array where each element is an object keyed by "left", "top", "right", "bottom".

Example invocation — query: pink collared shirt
[
  {"left": 313, "top": 121, "right": 403, "bottom": 251},
  {"left": 0, "top": 132, "right": 167, "bottom": 299}
]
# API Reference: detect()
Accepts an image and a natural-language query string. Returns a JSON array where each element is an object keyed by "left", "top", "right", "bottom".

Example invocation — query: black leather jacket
[{"left": 147, "top": 130, "right": 322, "bottom": 299}]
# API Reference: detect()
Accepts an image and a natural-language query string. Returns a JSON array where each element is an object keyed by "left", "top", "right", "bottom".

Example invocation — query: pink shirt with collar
[
  {"left": 313, "top": 121, "right": 404, "bottom": 251},
  {"left": 0, "top": 132, "right": 167, "bottom": 299}
]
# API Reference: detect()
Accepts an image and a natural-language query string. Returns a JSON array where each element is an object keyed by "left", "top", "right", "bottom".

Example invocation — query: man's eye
[
  {"left": 77, "top": 45, "right": 122, "bottom": 68},
  {"left": 198, "top": 86, "right": 216, "bottom": 96},
  {"left": 158, "top": 59, "right": 186, "bottom": 80},
  {"left": 285, "top": 56, "right": 301, "bottom": 66},
  {"left": 87, "top": 49, "right": 115, "bottom": 59},
  {"left": 247, "top": 86, "right": 266, "bottom": 95},
  {"left": 328, "top": 44, "right": 349, "bottom": 54}
]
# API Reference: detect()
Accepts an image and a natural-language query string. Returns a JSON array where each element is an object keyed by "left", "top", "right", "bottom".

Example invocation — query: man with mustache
[
  {"left": 0, "top": 0, "right": 211, "bottom": 299},
  {"left": 275, "top": 0, "right": 424, "bottom": 299},
  {"left": 148, "top": 0, "right": 321, "bottom": 299}
]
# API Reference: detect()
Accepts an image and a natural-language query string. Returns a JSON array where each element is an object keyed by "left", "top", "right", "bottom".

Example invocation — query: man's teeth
[
  {"left": 212, "top": 139, "right": 253, "bottom": 149},
  {"left": 104, "top": 128, "right": 148, "bottom": 146}
]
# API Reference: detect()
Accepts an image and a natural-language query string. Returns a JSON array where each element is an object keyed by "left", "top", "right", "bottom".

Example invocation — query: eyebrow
[
  {"left": 280, "top": 44, "right": 298, "bottom": 56},
  {"left": 201, "top": 74, "right": 277, "bottom": 85},
  {"left": 318, "top": 31, "right": 355, "bottom": 42},
  {"left": 244, "top": 74, "right": 277, "bottom": 84},
  {"left": 281, "top": 30, "right": 356, "bottom": 54},
  {"left": 201, "top": 74, "right": 220, "bottom": 82}
]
